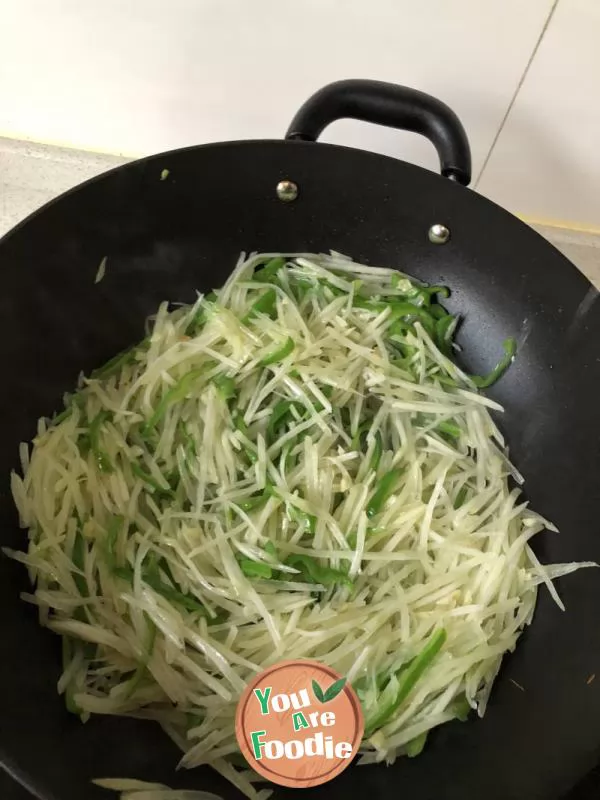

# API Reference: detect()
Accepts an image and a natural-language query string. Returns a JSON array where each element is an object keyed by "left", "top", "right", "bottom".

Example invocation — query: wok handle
[{"left": 286, "top": 79, "right": 471, "bottom": 186}]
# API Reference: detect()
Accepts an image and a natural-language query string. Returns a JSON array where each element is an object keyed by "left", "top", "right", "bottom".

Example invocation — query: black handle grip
[{"left": 286, "top": 79, "right": 471, "bottom": 186}]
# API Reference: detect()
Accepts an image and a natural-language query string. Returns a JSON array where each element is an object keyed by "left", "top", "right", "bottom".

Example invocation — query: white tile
[
  {"left": 477, "top": 0, "right": 600, "bottom": 229},
  {"left": 0, "top": 0, "right": 553, "bottom": 179}
]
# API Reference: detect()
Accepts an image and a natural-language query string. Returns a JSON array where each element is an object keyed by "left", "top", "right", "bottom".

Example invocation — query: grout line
[{"left": 474, "top": 0, "right": 560, "bottom": 189}]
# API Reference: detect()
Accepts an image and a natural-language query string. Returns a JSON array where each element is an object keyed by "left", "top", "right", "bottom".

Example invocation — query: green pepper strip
[
  {"left": 124, "top": 613, "right": 157, "bottom": 699},
  {"left": 406, "top": 731, "right": 428, "bottom": 757},
  {"left": 388, "top": 300, "right": 436, "bottom": 321},
  {"left": 267, "top": 399, "right": 301, "bottom": 439},
  {"left": 364, "top": 628, "right": 447, "bottom": 737},
  {"left": 145, "top": 562, "right": 207, "bottom": 614},
  {"left": 288, "top": 504, "right": 317, "bottom": 535},
  {"left": 352, "top": 296, "right": 381, "bottom": 312},
  {"left": 71, "top": 532, "right": 96, "bottom": 630},
  {"left": 62, "top": 637, "right": 83, "bottom": 715},
  {"left": 264, "top": 540, "right": 278, "bottom": 559},
  {"left": 52, "top": 407, "right": 72, "bottom": 426},
  {"left": 233, "top": 411, "right": 258, "bottom": 464},
  {"left": 64, "top": 686, "right": 82, "bottom": 716},
  {"left": 418, "top": 286, "right": 450, "bottom": 306},
  {"left": 389, "top": 320, "right": 416, "bottom": 341},
  {"left": 104, "top": 515, "right": 125, "bottom": 569},
  {"left": 187, "top": 711, "right": 206, "bottom": 730},
  {"left": 113, "top": 564, "right": 208, "bottom": 616},
  {"left": 143, "top": 368, "right": 204, "bottom": 432},
  {"left": 313, "top": 384, "right": 334, "bottom": 413},
  {"left": 471, "top": 338, "right": 517, "bottom": 389},
  {"left": 279, "top": 442, "right": 296, "bottom": 474},
  {"left": 391, "top": 341, "right": 417, "bottom": 361},
  {"left": 237, "top": 540, "right": 279, "bottom": 579},
  {"left": 355, "top": 296, "right": 436, "bottom": 331},
  {"left": 390, "top": 303, "right": 437, "bottom": 338},
  {"left": 435, "top": 373, "right": 459, "bottom": 388},
  {"left": 451, "top": 694, "right": 471, "bottom": 722},
  {"left": 147, "top": 573, "right": 206, "bottom": 614},
  {"left": 88, "top": 410, "right": 113, "bottom": 472},
  {"left": 286, "top": 553, "right": 353, "bottom": 591},
  {"left": 156, "top": 556, "right": 178, "bottom": 588},
  {"left": 243, "top": 288, "right": 277, "bottom": 323},
  {"left": 351, "top": 422, "right": 369, "bottom": 453},
  {"left": 212, "top": 374, "right": 236, "bottom": 400},
  {"left": 252, "top": 257, "right": 286, "bottom": 282},
  {"left": 355, "top": 660, "right": 414, "bottom": 697},
  {"left": 237, "top": 488, "right": 273, "bottom": 513},
  {"left": 321, "top": 279, "right": 346, "bottom": 298},
  {"left": 353, "top": 297, "right": 418, "bottom": 316},
  {"left": 132, "top": 463, "right": 175, "bottom": 497},
  {"left": 352, "top": 424, "right": 383, "bottom": 472},
  {"left": 370, "top": 431, "right": 384, "bottom": 471},
  {"left": 367, "top": 467, "right": 404, "bottom": 518},
  {"left": 429, "top": 303, "right": 448, "bottom": 320},
  {"left": 435, "top": 315, "right": 456, "bottom": 356},
  {"left": 437, "top": 420, "right": 461, "bottom": 439},
  {"left": 77, "top": 428, "right": 90, "bottom": 458},
  {"left": 260, "top": 337, "right": 295, "bottom": 366},
  {"left": 185, "top": 291, "right": 217, "bottom": 334},
  {"left": 454, "top": 486, "right": 469, "bottom": 509},
  {"left": 239, "top": 559, "right": 273, "bottom": 579},
  {"left": 178, "top": 420, "right": 196, "bottom": 458},
  {"left": 91, "top": 344, "right": 137, "bottom": 380},
  {"left": 71, "top": 533, "right": 88, "bottom": 599}
]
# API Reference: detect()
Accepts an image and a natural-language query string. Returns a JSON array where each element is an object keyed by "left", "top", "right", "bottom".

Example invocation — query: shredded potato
[{"left": 7, "top": 252, "right": 595, "bottom": 798}]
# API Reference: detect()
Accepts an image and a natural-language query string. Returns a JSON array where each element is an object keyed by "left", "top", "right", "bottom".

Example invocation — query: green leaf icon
[
  {"left": 312, "top": 679, "right": 325, "bottom": 703},
  {"left": 323, "top": 677, "right": 346, "bottom": 702}
]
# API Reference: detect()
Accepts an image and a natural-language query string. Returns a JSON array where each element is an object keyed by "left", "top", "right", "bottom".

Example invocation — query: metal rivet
[
  {"left": 276, "top": 180, "right": 299, "bottom": 203},
  {"left": 428, "top": 223, "right": 450, "bottom": 244}
]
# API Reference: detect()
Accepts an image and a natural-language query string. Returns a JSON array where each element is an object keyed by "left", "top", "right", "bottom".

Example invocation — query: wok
[{"left": 0, "top": 80, "right": 599, "bottom": 800}]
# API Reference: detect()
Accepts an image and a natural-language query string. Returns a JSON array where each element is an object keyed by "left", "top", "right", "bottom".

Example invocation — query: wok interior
[{"left": 1, "top": 140, "right": 599, "bottom": 800}]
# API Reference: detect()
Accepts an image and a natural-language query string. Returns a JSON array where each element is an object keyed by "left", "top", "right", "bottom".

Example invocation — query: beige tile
[{"left": 526, "top": 221, "right": 600, "bottom": 286}]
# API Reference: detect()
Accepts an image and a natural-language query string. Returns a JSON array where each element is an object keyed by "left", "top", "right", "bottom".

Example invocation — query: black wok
[{"left": 0, "top": 80, "right": 599, "bottom": 800}]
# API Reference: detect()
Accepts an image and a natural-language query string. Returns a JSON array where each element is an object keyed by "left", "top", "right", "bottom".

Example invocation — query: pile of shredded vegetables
[{"left": 7, "top": 252, "right": 594, "bottom": 800}]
